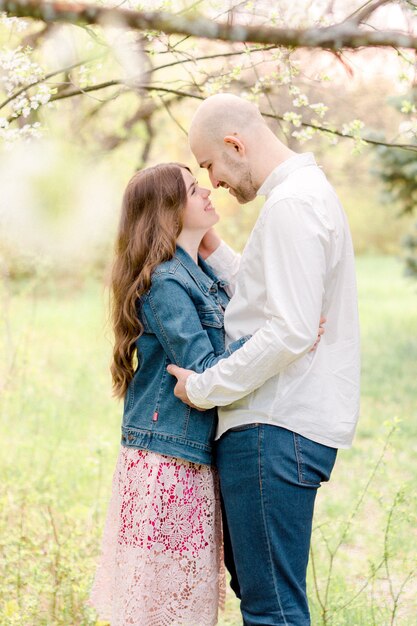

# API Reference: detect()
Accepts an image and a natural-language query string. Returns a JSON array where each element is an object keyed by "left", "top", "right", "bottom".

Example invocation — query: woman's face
[{"left": 180, "top": 168, "right": 219, "bottom": 234}]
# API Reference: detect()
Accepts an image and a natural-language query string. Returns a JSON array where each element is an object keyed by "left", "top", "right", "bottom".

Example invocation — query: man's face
[{"left": 192, "top": 141, "right": 257, "bottom": 204}]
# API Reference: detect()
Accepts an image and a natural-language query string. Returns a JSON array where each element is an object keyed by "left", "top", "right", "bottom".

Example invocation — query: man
[{"left": 168, "top": 93, "right": 360, "bottom": 626}]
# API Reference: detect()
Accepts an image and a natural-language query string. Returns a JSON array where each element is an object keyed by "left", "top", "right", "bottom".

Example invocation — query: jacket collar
[{"left": 174, "top": 245, "right": 228, "bottom": 295}]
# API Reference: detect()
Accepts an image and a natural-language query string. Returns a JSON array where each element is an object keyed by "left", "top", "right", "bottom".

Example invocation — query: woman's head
[
  {"left": 178, "top": 167, "right": 218, "bottom": 238},
  {"left": 110, "top": 162, "right": 216, "bottom": 399},
  {"left": 119, "top": 163, "right": 188, "bottom": 264},
  {"left": 119, "top": 163, "right": 217, "bottom": 258}
]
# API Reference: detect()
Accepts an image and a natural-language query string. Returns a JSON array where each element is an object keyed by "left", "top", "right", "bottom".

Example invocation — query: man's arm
[{"left": 176, "top": 197, "right": 329, "bottom": 409}]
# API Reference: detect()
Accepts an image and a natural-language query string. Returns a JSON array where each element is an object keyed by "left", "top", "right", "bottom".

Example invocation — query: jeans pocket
[{"left": 293, "top": 433, "right": 337, "bottom": 487}]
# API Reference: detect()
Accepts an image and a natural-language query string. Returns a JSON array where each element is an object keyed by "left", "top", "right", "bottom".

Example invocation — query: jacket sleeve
[
  {"left": 141, "top": 273, "right": 248, "bottom": 374},
  {"left": 186, "top": 197, "right": 329, "bottom": 409}
]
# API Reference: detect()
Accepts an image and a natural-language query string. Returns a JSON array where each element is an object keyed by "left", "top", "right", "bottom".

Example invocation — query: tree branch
[
  {"left": 139, "top": 117, "right": 154, "bottom": 167},
  {"left": 344, "top": 0, "right": 393, "bottom": 25},
  {"left": 159, "top": 94, "right": 188, "bottom": 136},
  {"left": 152, "top": 45, "right": 279, "bottom": 74},
  {"left": 1, "top": 0, "right": 417, "bottom": 51},
  {"left": 45, "top": 79, "right": 123, "bottom": 102},
  {"left": 0, "top": 45, "right": 275, "bottom": 114},
  {"left": 22, "top": 82, "right": 414, "bottom": 152},
  {"left": 101, "top": 95, "right": 182, "bottom": 151}
]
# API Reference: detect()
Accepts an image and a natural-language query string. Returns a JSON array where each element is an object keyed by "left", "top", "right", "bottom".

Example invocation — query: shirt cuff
[
  {"left": 186, "top": 372, "right": 216, "bottom": 410},
  {"left": 206, "top": 240, "right": 238, "bottom": 273}
]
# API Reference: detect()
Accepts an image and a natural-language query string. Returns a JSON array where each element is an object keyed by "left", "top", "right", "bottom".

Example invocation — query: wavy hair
[{"left": 110, "top": 163, "right": 190, "bottom": 399}]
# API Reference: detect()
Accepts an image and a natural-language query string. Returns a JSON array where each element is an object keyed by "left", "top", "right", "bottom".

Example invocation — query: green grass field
[{"left": 1, "top": 255, "right": 416, "bottom": 626}]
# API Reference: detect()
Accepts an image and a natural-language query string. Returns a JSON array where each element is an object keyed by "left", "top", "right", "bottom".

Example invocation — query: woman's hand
[
  {"left": 310, "top": 316, "right": 326, "bottom": 352},
  {"left": 199, "top": 228, "right": 222, "bottom": 259}
]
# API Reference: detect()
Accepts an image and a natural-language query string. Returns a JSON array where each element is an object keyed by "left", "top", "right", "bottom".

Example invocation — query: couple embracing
[{"left": 89, "top": 94, "right": 360, "bottom": 626}]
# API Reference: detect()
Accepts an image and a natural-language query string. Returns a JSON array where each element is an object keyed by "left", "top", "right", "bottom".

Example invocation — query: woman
[
  {"left": 89, "top": 162, "right": 324, "bottom": 626},
  {"left": 89, "top": 163, "right": 250, "bottom": 626}
]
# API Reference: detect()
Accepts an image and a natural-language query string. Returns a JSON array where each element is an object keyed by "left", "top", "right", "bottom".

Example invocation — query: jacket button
[{"left": 128, "top": 434, "right": 134, "bottom": 441}]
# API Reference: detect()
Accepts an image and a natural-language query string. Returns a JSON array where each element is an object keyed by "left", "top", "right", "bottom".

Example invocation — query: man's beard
[
  {"left": 222, "top": 152, "right": 257, "bottom": 204},
  {"left": 233, "top": 179, "right": 257, "bottom": 203}
]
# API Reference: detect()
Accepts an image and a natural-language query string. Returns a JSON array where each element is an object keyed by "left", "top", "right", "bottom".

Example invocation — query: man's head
[{"left": 189, "top": 94, "right": 268, "bottom": 203}]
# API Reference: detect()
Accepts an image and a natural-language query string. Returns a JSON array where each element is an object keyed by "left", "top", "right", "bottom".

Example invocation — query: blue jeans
[{"left": 216, "top": 424, "right": 337, "bottom": 626}]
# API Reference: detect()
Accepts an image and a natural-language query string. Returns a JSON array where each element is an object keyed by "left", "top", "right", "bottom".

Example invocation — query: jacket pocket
[{"left": 196, "top": 304, "right": 223, "bottom": 328}]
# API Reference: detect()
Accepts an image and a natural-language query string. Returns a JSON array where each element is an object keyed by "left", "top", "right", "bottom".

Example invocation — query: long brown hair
[{"left": 110, "top": 162, "right": 190, "bottom": 399}]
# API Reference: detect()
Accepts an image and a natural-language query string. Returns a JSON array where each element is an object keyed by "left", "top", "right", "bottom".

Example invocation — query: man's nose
[{"left": 208, "top": 170, "right": 220, "bottom": 188}]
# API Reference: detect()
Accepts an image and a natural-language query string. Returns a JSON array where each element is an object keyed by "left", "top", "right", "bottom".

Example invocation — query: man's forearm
[{"left": 185, "top": 317, "right": 317, "bottom": 409}]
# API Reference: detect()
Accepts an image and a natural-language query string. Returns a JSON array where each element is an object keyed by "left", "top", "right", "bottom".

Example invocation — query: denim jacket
[{"left": 121, "top": 245, "right": 249, "bottom": 465}]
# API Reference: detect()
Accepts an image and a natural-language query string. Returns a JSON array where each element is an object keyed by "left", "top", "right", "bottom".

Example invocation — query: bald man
[{"left": 168, "top": 94, "right": 360, "bottom": 626}]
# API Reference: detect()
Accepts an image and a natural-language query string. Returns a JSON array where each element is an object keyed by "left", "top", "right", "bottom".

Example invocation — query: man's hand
[
  {"left": 310, "top": 316, "right": 326, "bottom": 352},
  {"left": 167, "top": 364, "right": 202, "bottom": 409}
]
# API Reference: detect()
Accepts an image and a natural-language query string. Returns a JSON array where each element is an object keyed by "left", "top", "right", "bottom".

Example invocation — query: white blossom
[
  {"left": 292, "top": 94, "right": 309, "bottom": 107},
  {"left": 0, "top": 47, "right": 52, "bottom": 143},
  {"left": 283, "top": 111, "right": 302, "bottom": 127},
  {"left": 292, "top": 126, "right": 315, "bottom": 143},
  {"left": 309, "top": 102, "right": 329, "bottom": 118},
  {"left": 0, "top": 15, "right": 30, "bottom": 32}
]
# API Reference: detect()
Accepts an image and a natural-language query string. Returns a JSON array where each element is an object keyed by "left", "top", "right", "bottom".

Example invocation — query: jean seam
[
  {"left": 293, "top": 433, "right": 304, "bottom": 483},
  {"left": 258, "top": 426, "right": 289, "bottom": 626},
  {"left": 293, "top": 433, "right": 322, "bottom": 487},
  {"left": 127, "top": 383, "right": 134, "bottom": 412}
]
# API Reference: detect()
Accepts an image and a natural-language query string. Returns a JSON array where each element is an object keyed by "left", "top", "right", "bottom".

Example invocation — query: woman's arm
[
  {"left": 199, "top": 229, "right": 241, "bottom": 297},
  {"left": 198, "top": 228, "right": 222, "bottom": 259},
  {"left": 141, "top": 274, "right": 248, "bottom": 373}
]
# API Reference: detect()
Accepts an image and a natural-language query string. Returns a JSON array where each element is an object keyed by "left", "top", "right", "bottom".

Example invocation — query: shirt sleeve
[
  {"left": 141, "top": 274, "right": 248, "bottom": 374},
  {"left": 206, "top": 241, "right": 241, "bottom": 297},
  {"left": 186, "top": 197, "right": 329, "bottom": 409}
]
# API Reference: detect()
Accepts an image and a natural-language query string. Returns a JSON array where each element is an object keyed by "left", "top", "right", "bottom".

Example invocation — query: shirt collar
[
  {"left": 257, "top": 152, "right": 317, "bottom": 197},
  {"left": 175, "top": 245, "right": 228, "bottom": 294}
]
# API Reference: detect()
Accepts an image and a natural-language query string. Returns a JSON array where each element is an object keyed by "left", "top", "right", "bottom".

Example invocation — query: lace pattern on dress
[{"left": 89, "top": 447, "right": 225, "bottom": 626}]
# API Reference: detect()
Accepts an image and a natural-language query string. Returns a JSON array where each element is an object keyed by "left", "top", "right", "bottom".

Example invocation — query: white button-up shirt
[{"left": 186, "top": 152, "right": 360, "bottom": 449}]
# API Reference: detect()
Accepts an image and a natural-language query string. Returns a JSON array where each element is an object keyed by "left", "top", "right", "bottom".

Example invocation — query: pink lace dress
[{"left": 88, "top": 446, "right": 225, "bottom": 626}]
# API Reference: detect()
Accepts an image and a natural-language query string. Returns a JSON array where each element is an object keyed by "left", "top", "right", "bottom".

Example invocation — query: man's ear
[{"left": 224, "top": 135, "right": 246, "bottom": 156}]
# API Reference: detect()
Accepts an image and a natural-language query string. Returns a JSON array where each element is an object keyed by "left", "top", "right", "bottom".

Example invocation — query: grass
[{"left": 0, "top": 255, "right": 416, "bottom": 625}]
